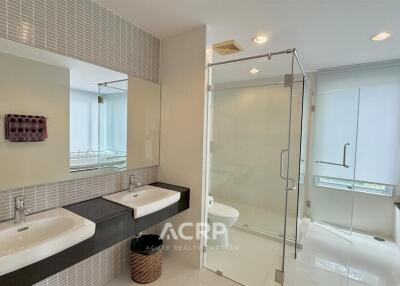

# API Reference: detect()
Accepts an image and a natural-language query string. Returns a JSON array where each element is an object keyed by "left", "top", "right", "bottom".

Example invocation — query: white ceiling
[{"left": 95, "top": 0, "right": 400, "bottom": 76}]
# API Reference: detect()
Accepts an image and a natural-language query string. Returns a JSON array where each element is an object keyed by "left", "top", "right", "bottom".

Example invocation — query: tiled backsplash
[
  {"left": 0, "top": 0, "right": 160, "bottom": 82},
  {"left": 33, "top": 237, "right": 132, "bottom": 286},
  {"left": 0, "top": 166, "right": 158, "bottom": 223}
]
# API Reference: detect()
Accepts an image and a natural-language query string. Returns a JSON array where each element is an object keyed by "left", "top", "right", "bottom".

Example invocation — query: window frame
[{"left": 313, "top": 176, "right": 395, "bottom": 197}]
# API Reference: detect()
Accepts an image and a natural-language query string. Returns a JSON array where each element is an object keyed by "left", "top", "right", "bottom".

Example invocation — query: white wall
[
  {"left": 0, "top": 52, "right": 69, "bottom": 190},
  {"left": 158, "top": 26, "right": 210, "bottom": 267},
  {"left": 305, "top": 62, "right": 400, "bottom": 238}
]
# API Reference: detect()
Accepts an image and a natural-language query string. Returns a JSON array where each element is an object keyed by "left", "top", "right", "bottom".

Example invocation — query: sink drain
[{"left": 374, "top": 236, "right": 385, "bottom": 242}]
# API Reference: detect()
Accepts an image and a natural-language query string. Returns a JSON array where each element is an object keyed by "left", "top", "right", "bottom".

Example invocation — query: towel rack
[{"left": 315, "top": 143, "right": 350, "bottom": 168}]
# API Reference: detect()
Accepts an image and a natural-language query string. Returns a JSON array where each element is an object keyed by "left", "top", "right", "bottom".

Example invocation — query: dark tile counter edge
[{"left": 0, "top": 182, "right": 190, "bottom": 286}]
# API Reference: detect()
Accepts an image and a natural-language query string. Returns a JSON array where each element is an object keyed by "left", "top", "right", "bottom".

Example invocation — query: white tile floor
[
  {"left": 106, "top": 221, "right": 400, "bottom": 286},
  {"left": 104, "top": 253, "right": 239, "bottom": 286},
  {"left": 206, "top": 221, "right": 400, "bottom": 286},
  {"left": 206, "top": 227, "right": 287, "bottom": 286},
  {"left": 285, "top": 222, "right": 400, "bottom": 286}
]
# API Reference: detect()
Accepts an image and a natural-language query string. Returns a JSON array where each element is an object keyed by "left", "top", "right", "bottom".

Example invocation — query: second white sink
[{"left": 103, "top": 185, "right": 181, "bottom": 218}]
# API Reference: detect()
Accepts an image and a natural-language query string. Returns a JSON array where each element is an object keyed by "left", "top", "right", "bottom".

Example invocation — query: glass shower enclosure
[{"left": 204, "top": 49, "right": 310, "bottom": 285}]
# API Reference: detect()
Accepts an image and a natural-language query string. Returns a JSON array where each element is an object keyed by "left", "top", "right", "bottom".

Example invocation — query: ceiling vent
[{"left": 213, "top": 40, "right": 242, "bottom": 56}]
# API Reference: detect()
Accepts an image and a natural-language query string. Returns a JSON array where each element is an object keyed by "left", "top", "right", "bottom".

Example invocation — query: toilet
[{"left": 207, "top": 196, "right": 239, "bottom": 248}]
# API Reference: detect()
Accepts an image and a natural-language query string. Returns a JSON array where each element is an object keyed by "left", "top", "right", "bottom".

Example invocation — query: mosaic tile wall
[
  {"left": 0, "top": 0, "right": 160, "bottom": 82},
  {"left": 33, "top": 237, "right": 132, "bottom": 286},
  {"left": 0, "top": 166, "right": 158, "bottom": 222}
]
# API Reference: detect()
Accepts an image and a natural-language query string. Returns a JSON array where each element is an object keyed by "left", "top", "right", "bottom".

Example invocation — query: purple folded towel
[{"left": 4, "top": 114, "right": 48, "bottom": 142}]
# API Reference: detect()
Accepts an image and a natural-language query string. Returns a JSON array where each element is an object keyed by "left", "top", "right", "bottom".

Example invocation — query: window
[
  {"left": 313, "top": 83, "right": 400, "bottom": 196},
  {"left": 70, "top": 89, "right": 100, "bottom": 171},
  {"left": 314, "top": 176, "right": 395, "bottom": 196}
]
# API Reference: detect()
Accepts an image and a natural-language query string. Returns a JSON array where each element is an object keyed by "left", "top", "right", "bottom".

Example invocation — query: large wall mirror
[{"left": 0, "top": 37, "right": 160, "bottom": 190}]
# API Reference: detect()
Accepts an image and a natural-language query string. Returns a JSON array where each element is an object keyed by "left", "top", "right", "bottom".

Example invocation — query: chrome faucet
[
  {"left": 14, "top": 195, "right": 29, "bottom": 224},
  {"left": 129, "top": 173, "right": 141, "bottom": 192}
]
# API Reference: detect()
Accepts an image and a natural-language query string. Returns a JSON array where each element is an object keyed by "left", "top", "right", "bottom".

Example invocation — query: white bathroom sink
[
  {"left": 103, "top": 185, "right": 181, "bottom": 218},
  {"left": 0, "top": 208, "right": 96, "bottom": 275}
]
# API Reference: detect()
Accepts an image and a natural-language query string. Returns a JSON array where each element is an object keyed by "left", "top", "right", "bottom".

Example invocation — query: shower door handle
[
  {"left": 315, "top": 143, "right": 350, "bottom": 168},
  {"left": 280, "top": 149, "right": 287, "bottom": 179},
  {"left": 280, "top": 149, "right": 297, "bottom": 191}
]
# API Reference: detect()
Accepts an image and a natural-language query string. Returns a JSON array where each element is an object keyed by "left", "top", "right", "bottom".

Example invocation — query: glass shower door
[
  {"left": 204, "top": 54, "right": 298, "bottom": 285},
  {"left": 209, "top": 81, "right": 293, "bottom": 235},
  {"left": 284, "top": 86, "right": 359, "bottom": 286}
]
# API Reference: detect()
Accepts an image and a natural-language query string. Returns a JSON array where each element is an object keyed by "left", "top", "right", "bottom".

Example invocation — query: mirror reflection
[{"left": 70, "top": 80, "right": 128, "bottom": 172}]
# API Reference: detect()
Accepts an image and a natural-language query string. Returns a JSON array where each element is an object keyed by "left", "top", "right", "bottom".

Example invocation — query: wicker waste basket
[{"left": 130, "top": 234, "right": 163, "bottom": 284}]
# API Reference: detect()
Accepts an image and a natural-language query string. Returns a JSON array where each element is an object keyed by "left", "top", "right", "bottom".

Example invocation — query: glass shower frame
[
  {"left": 97, "top": 79, "right": 128, "bottom": 172},
  {"left": 203, "top": 49, "right": 311, "bottom": 284}
]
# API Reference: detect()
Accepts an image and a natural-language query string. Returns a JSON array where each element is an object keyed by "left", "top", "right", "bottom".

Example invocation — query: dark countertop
[
  {"left": 0, "top": 182, "right": 190, "bottom": 286},
  {"left": 65, "top": 197, "right": 129, "bottom": 223},
  {"left": 395, "top": 202, "right": 400, "bottom": 210}
]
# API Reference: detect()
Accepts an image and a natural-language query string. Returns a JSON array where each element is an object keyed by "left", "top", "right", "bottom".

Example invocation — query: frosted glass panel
[
  {"left": 313, "top": 89, "right": 359, "bottom": 180},
  {"left": 356, "top": 84, "right": 400, "bottom": 185}
]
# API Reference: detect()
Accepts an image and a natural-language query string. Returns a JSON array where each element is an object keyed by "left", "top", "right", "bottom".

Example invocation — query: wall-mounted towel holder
[{"left": 3, "top": 114, "right": 49, "bottom": 142}]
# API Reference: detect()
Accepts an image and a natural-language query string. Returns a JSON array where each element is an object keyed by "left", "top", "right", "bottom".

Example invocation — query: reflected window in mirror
[
  {"left": 70, "top": 89, "right": 99, "bottom": 171},
  {"left": 70, "top": 79, "right": 127, "bottom": 172}
]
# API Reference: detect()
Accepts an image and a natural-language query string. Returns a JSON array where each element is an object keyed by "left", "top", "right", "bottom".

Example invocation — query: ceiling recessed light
[
  {"left": 371, "top": 32, "right": 391, "bottom": 41},
  {"left": 253, "top": 35, "right": 268, "bottom": 44},
  {"left": 249, "top": 68, "right": 259, "bottom": 74}
]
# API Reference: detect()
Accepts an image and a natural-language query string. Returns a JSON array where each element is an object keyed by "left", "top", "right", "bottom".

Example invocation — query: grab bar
[
  {"left": 315, "top": 143, "right": 350, "bottom": 168},
  {"left": 280, "top": 149, "right": 297, "bottom": 191}
]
